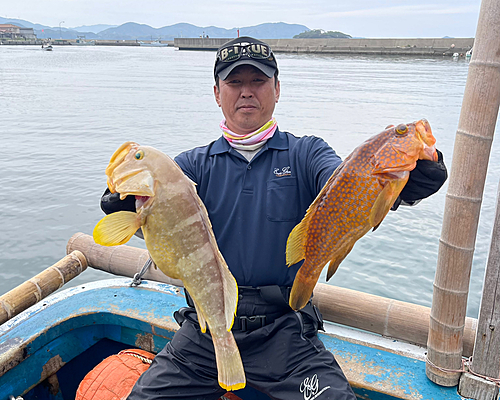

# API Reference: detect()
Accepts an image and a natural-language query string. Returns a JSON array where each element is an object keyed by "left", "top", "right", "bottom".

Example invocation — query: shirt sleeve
[
  {"left": 305, "top": 137, "right": 343, "bottom": 195},
  {"left": 174, "top": 150, "right": 198, "bottom": 184}
]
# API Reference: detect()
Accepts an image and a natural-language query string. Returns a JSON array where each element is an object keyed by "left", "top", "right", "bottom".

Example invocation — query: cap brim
[{"left": 218, "top": 59, "right": 276, "bottom": 80}]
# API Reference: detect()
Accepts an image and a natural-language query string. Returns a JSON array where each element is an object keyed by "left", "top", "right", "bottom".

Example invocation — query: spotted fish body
[
  {"left": 93, "top": 142, "right": 245, "bottom": 391},
  {"left": 286, "top": 120, "right": 438, "bottom": 311}
]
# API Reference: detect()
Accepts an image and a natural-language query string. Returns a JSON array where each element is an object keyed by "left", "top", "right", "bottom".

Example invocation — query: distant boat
[
  {"left": 139, "top": 39, "right": 168, "bottom": 47},
  {"left": 72, "top": 36, "right": 95, "bottom": 46},
  {"left": 42, "top": 44, "right": 53, "bottom": 51}
]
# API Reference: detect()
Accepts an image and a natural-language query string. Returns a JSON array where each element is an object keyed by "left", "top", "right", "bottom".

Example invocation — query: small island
[{"left": 294, "top": 29, "right": 352, "bottom": 39}]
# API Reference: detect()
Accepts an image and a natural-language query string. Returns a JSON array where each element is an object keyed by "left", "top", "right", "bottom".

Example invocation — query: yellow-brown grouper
[
  {"left": 286, "top": 120, "right": 438, "bottom": 311},
  {"left": 93, "top": 142, "right": 245, "bottom": 391}
]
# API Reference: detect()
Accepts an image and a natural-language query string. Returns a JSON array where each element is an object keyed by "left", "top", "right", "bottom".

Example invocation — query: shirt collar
[{"left": 208, "top": 127, "right": 288, "bottom": 156}]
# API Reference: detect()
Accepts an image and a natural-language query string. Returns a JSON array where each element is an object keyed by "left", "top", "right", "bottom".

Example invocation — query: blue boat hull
[{"left": 0, "top": 279, "right": 464, "bottom": 400}]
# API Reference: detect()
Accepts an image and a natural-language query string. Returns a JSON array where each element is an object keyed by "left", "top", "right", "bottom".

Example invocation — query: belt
[
  {"left": 232, "top": 315, "right": 268, "bottom": 331},
  {"left": 183, "top": 285, "right": 295, "bottom": 332},
  {"left": 239, "top": 285, "right": 292, "bottom": 307},
  {"left": 184, "top": 286, "right": 293, "bottom": 308}
]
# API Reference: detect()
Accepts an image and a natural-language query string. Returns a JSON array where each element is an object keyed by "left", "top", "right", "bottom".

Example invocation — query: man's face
[{"left": 214, "top": 65, "right": 280, "bottom": 134}]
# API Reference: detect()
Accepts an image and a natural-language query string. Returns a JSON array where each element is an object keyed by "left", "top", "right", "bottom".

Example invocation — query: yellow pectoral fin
[
  {"left": 93, "top": 211, "right": 142, "bottom": 246},
  {"left": 369, "top": 178, "right": 407, "bottom": 229}
]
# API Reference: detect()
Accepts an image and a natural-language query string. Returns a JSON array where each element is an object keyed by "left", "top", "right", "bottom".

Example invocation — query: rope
[
  {"left": 130, "top": 257, "right": 154, "bottom": 287},
  {"left": 118, "top": 350, "right": 154, "bottom": 364},
  {"left": 426, "top": 356, "right": 500, "bottom": 386}
]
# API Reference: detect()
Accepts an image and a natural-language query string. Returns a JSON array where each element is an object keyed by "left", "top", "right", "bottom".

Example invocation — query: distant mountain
[
  {"left": 0, "top": 16, "right": 98, "bottom": 39},
  {"left": 0, "top": 16, "right": 51, "bottom": 30},
  {"left": 0, "top": 16, "right": 310, "bottom": 40},
  {"left": 34, "top": 29, "right": 99, "bottom": 40},
  {"left": 98, "top": 22, "right": 160, "bottom": 40},
  {"left": 71, "top": 24, "right": 117, "bottom": 34},
  {"left": 98, "top": 21, "right": 310, "bottom": 40},
  {"left": 239, "top": 23, "right": 310, "bottom": 39}
]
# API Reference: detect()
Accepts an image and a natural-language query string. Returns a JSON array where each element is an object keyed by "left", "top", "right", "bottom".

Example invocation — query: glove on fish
[
  {"left": 100, "top": 188, "right": 136, "bottom": 215},
  {"left": 392, "top": 149, "right": 447, "bottom": 210}
]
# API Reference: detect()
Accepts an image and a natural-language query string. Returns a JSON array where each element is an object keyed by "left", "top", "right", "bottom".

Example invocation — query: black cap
[{"left": 214, "top": 36, "right": 278, "bottom": 81}]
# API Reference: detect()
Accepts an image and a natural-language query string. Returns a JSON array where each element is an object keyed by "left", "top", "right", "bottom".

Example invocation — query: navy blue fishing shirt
[{"left": 174, "top": 129, "right": 342, "bottom": 287}]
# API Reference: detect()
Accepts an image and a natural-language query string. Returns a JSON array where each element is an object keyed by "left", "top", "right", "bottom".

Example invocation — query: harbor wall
[
  {"left": 1, "top": 37, "right": 473, "bottom": 55},
  {"left": 0, "top": 39, "right": 175, "bottom": 47},
  {"left": 174, "top": 37, "right": 474, "bottom": 56}
]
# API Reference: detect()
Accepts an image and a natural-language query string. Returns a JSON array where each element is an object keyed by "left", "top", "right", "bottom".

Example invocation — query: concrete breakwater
[
  {"left": 0, "top": 39, "right": 174, "bottom": 47},
  {"left": 174, "top": 37, "right": 474, "bottom": 56}
]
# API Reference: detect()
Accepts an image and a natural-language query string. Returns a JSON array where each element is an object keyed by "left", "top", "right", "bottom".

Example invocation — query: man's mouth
[{"left": 237, "top": 104, "right": 257, "bottom": 111}]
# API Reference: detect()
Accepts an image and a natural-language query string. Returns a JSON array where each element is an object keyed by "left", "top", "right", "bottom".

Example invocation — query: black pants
[{"left": 128, "top": 288, "right": 356, "bottom": 400}]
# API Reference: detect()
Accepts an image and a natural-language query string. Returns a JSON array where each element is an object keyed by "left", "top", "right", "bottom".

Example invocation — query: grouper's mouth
[
  {"left": 135, "top": 195, "right": 153, "bottom": 212},
  {"left": 107, "top": 167, "right": 156, "bottom": 201},
  {"left": 415, "top": 119, "right": 438, "bottom": 162}
]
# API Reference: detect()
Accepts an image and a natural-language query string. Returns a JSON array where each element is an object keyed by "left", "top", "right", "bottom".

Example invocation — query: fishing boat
[
  {"left": 139, "top": 39, "right": 168, "bottom": 47},
  {"left": 71, "top": 36, "right": 95, "bottom": 46},
  {"left": 0, "top": 234, "right": 467, "bottom": 400}
]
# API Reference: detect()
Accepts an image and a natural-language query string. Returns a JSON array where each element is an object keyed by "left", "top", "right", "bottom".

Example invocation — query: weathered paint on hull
[{"left": 0, "top": 279, "right": 465, "bottom": 400}]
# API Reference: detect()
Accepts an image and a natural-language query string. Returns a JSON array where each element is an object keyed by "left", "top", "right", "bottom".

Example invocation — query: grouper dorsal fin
[
  {"left": 219, "top": 255, "right": 238, "bottom": 331},
  {"left": 93, "top": 211, "right": 142, "bottom": 246}
]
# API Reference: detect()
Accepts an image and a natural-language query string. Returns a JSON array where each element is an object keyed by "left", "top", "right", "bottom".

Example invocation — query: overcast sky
[{"left": 3, "top": 0, "right": 482, "bottom": 38}]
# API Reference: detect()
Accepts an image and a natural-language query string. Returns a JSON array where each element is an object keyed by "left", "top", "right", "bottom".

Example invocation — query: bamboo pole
[
  {"left": 459, "top": 179, "right": 500, "bottom": 399},
  {"left": 312, "top": 283, "right": 477, "bottom": 357},
  {"left": 66, "top": 232, "right": 183, "bottom": 287},
  {"left": 426, "top": 0, "right": 500, "bottom": 387},
  {"left": 67, "top": 232, "right": 478, "bottom": 354},
  {"left": 0, "top": 251, "right": 87, "bottom": 325}
]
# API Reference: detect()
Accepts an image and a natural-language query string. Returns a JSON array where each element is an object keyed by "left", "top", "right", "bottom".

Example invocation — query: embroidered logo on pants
[{"left": 299, "top": 374, "right": 331, "bottom": 400}]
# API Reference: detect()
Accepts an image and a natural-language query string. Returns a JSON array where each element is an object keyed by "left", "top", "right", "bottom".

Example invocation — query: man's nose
[{"left": 240, "top": 83, "right": 253, "bottom": 98}]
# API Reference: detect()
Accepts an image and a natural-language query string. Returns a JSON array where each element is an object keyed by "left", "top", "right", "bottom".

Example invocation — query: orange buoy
[{"left": 76, "top": 349, "right": 154, "bottom": 400}]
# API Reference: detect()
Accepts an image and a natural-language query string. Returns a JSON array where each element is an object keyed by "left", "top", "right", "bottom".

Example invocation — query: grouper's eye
[
  {"left": 135, "top": 150, "right": 144, "bottom": 160},
  {"left": 396, "top": 124, "right": 408, "bottom": 135}
]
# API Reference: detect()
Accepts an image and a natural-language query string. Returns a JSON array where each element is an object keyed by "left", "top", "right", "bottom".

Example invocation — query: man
[{"left": 101, "top": 37, "right": 447, "bottom": 399}]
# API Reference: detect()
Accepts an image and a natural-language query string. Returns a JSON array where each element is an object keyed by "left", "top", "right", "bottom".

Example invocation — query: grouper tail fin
[
  {"left": 289, "top": 260, "right": 321, "bottom": 311},
  {"left": 213, "top": 332, "right": 246, "bottom": 391}
]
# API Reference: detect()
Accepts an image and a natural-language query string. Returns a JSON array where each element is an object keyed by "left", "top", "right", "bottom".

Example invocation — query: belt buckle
[{"left": 240, "top": 315, "right": 267, "bottom": 331}]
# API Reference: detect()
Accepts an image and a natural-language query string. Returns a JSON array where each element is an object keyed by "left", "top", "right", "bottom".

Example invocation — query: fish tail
[
  {"left": 213, "top": 331, "right": 246, "bottom": 391},
  {"left": 289, "top": 263, "right": 320, "bottom": 311}
]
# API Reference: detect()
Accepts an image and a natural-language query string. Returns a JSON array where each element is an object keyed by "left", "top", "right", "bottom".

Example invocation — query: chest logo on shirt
[{"left": 273, "top": 166, "right": 291, "bottom": 177}]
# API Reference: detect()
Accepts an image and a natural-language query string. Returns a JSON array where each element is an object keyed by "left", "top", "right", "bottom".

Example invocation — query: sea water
[{"left": 1, "top": 45, "right": 499, "bottom": 319}]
